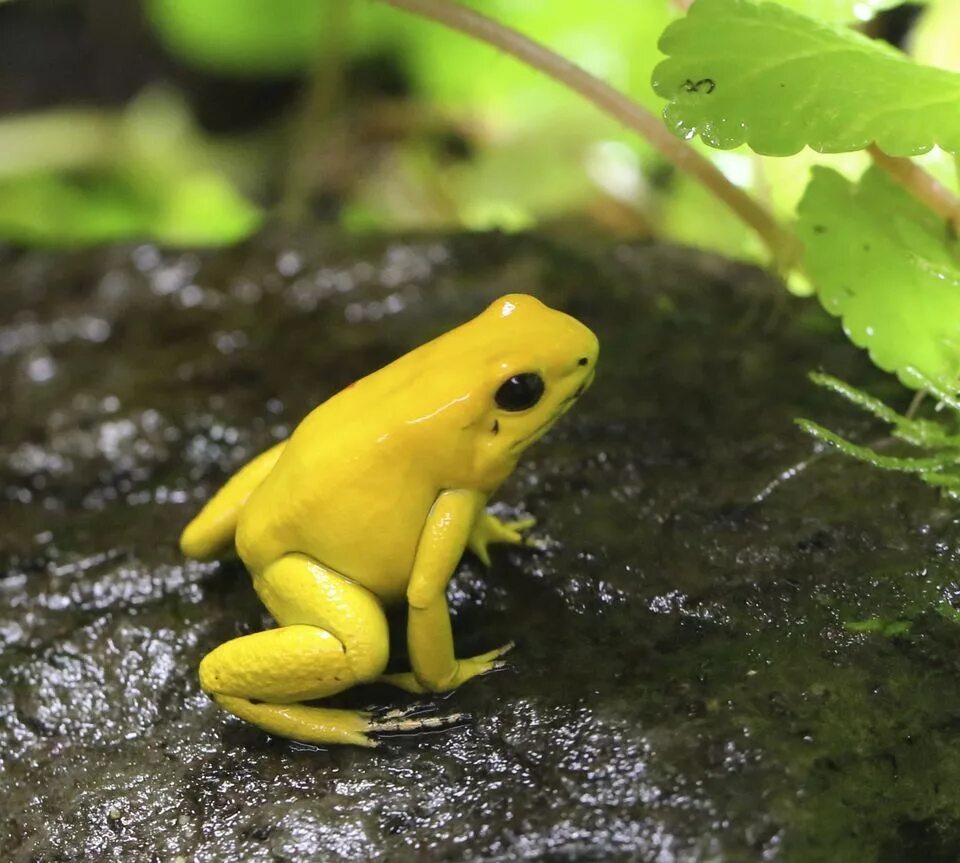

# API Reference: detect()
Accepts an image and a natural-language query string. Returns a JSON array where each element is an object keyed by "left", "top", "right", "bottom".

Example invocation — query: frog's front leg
[
  {"left": 199, "top": 553, "right": 458, "bottom": 746},
  {"left": 468, "top": 509, "right": 537, "bottom": 567},
  {"left": 380, "top": 490, "right": 515, "bottom": 695}
]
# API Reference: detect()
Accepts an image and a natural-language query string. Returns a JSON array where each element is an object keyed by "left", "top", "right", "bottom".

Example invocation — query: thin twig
[
  {"left": 375, "top": 0, "right": 800, "bottom": 268},
  {"left": 906, "top": 388, "right": 927, "bottom": 420},
  {"left": 869, "top": 144, "right": 960, "bottom": 236}
]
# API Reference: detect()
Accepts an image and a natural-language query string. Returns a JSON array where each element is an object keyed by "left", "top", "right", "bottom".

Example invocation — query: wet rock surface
[{"left": 2, "top": 231, "right": 960, "bottom": 863}]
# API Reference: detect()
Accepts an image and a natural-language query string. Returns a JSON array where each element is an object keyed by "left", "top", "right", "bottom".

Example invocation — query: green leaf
[
  {"left": 845, "top": 617, "right": 912, "bottom": 637},
  {"left": 936, "top": 602, "right": 960, "bottom": 624},
  {"left": 0, "top": 175, "right": 149, "bottom": 245},
  {"left": 149, "top": 173, "right": 263, "bottom": 246},
  {"left": 797, "top": 166, "right": 960, "bottom": 388},
  {"left": 653, "top": 0, "right": 960, "bottom": 156},
  {"left": 0, "top": 171, "right": 261, "bottom": 247}
]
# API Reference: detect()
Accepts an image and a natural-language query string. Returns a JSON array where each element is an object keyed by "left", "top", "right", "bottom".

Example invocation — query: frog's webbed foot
[
  {"left": 378, "top": 641, "right": 515, "bottom": 694},
  {"left": 468, "top": 511, "right": 538, "bottom": 567},
  {"left": 213, "top": 697, "right": 468, "bottom": 747}
]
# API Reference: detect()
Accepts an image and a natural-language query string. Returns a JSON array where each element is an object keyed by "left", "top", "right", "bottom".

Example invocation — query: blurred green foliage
[
  {"left": 0, "top": 91, "right": 261, "bottom": 246},
  {"left": 0, "top": 0, "right": 950, "bottom": 261},
  {"left": 147, "top": 0, "right": 326, "bottom": 75}
]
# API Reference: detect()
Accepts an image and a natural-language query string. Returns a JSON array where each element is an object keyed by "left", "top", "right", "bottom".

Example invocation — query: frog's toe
[
  {"left": 455, "top": 640, "right": 516, "bottom": 684},
  {"left": 479, "top": 640, "right": 516, "bottom": 669},
  {"left": 367, "top": 705, "right": 471, "bottom": 737},
  {"left": 493, "top": 517, "right": 537, "bottom": 547},
  {"left": 503, "top": 516, "right": 537, "bottom": 535},
  {"left": 471, "top": 541, "right": 493, "bottom": 568},
  {"left": 469, "top": 515, "right": 538, "bottom": 566},
  {"left": 371, "top": 701, "right": 440, "bottom": 722},
  {"left": 482, "top": 640, "right": 516, "bottom": 661}
]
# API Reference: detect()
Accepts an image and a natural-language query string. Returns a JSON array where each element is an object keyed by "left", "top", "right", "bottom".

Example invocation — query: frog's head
[{"left": 458, "top": 293, "right": 599, "bottom": 479}]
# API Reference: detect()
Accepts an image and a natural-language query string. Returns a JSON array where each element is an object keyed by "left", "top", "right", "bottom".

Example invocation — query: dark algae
[{"left": 2, "top": 232, "right": 960, "bottom": 861}]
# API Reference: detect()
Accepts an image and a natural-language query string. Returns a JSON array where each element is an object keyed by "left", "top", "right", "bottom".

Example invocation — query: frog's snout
[
  {"left": 571, "top": 325, "right": 600, "bottom": 376},
  {"left": 571, "top": 330, "right": 599, "bottom": 393}
]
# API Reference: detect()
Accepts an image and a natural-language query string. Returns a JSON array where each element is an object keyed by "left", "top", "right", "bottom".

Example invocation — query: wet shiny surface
[{"left": 3, "top": 232, "right": 960, "bottom": 861}]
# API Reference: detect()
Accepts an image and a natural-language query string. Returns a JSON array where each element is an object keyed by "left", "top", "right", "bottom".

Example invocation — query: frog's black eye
[{"left": 495, "top": 373, "right": 545, "bottom": 411}]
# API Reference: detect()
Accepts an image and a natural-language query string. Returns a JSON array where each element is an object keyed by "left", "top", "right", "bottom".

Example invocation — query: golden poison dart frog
[{"left": 180, "top": 294, "right": 598, "bottom": 746}]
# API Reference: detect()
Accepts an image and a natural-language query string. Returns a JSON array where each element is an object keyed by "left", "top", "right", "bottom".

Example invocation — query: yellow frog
[{"left": 180, "top": 293, "right": 598, "bottom": 747}]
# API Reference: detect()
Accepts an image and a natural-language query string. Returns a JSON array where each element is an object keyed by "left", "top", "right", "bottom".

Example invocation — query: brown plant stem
[
  {"left": 280, "top": 0, "right": 351, "bottom": 221},
  {"left": 869, "top": 144, "right": 960, "bottom": 236},
  {"left": 376, "top": 0, "right": 799, "bottom": 268}
]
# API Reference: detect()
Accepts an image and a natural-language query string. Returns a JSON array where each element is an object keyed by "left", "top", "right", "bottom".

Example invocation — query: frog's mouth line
[{"left": 510, "top": 371, "right": 594, "bottom": 451}]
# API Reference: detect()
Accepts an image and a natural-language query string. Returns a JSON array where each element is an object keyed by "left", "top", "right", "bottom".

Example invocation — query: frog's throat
[{"left": 510, "top": 396, "right": 577, "bottom": 452}]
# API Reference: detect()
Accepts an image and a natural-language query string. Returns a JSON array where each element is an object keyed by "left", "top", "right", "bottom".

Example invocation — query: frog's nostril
[{"left": 577, "top": 357, "right": 589, "bottom": 366}]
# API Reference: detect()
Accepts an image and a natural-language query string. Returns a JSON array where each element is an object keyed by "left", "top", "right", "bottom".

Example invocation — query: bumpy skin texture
[{"left": 180, "top": 294, "right": 599, "bottom": 746}]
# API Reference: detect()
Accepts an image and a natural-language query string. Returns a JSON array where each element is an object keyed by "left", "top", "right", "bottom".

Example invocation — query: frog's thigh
[
  {"left": 198, "top": 553, "right": 389, "bottom": 746},
  {"left": 253, "top": 552, "right": 389, "bottom": 682}
]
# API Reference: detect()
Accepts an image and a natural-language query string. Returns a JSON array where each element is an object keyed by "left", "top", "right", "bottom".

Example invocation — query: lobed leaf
[
  {"left": 797, "top": 166, "right": 960, "bottom": 389},
  {"left": 653, "top": 0, "right": 960, "bottom": 156}
]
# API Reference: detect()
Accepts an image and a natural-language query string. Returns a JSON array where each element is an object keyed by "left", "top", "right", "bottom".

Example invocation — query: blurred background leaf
[{"left": 0, "top": 90, "right": 262, "bottom": 246}]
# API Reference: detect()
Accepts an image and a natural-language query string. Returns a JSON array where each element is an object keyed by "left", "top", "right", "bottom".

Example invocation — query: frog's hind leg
[
  {"left": 199, "top": 552, "right": 390, "bottom": 746},
  {"left": 199, "top": 553, "right": 462, "bottom": 746}
]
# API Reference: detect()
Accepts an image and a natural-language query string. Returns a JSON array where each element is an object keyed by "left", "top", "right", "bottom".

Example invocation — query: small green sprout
[{"left": 797, "top": 371, "right": 960, "bottom": 499}]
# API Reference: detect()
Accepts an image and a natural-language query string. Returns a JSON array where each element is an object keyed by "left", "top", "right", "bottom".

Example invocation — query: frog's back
[{"left": 235, "top": 375, "right": 462, "bottom": 600}]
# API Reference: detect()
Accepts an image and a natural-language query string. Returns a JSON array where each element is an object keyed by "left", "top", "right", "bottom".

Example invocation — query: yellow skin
[{"left": 180, "top": 294, "right": 598, "bottom": 747}]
